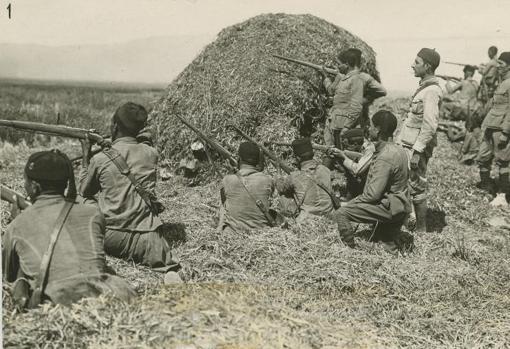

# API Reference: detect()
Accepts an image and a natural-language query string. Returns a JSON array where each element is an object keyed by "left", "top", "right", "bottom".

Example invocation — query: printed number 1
[{"left": 7, "top": 3, "right": 11, "bottom": 19}]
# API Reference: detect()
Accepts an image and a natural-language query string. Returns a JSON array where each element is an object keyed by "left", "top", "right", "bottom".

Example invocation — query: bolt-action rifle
[
  {"left": 273, "top": 54, "right": 339, "bottom": 76},
  {"left": 173, "top": 114, "right": 238, "bottom": 168},
  {"left": 444, "top": 61, "right": 479, "bottom": 69},
  {"left": 267, "top": 141, "right": 362, "bottom": 161},
  {"left": 1, "top": 184, "right": 31, "bottom": 219}
]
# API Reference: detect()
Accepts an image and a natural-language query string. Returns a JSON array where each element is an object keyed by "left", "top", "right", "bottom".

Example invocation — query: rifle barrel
[
  {"left": 272, "top": 54, "right": 339, "bottom": 76},
  {"left": 1, "top": 185, "right": 31, "bottom": 209},
  {"left": 267, "top": 141, "right": 362, "bottom": 160}
]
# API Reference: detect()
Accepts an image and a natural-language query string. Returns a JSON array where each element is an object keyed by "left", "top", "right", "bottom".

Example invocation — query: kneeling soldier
[
  {"left": 334, "top": 111, "right": 413, "bottom": 251},
  {"left": 2, "top": 150, "right": 136, "bottom": 310},
  {"left": 218, "top": 142, "right": 276, "bottom": 232}
]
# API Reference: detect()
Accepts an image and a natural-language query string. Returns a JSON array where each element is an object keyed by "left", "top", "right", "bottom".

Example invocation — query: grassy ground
[{"left": 2, "top": 84, "right": 510, "bottom": 348}]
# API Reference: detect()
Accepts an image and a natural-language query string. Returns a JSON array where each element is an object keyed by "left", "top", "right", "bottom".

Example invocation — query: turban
[
  {"left": 239, "top": 142, "right": 260, "bottom": 166},
  {"left": 292, "top": 138, "right": 313, "bottom": 159},
  {"left": 113, "top": 102, "right": 148, "bottom": 133},
  {"left": 498, "top": 52, "right": 510, "bottom": 66},
  {"left": 417, "top": 48, "right": 440, "bottom": 70}
]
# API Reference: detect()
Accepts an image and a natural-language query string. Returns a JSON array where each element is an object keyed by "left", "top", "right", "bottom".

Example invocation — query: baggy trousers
[{"left": 476, "top": 129, "right": 510, "bottom": 193}]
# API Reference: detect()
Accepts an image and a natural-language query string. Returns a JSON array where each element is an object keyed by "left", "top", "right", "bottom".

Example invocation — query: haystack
[{"left": 150, "top": 13, "right": 380, "bottom": 166}]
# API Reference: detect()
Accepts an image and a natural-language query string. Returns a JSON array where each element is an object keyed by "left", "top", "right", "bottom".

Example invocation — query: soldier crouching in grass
[
  {"left": 218, "top": 142, "right": 277, "bottom": 232},
  {"left": 79, "top": 102, "right": 180, "bottom": 279},
  {"left": 332, "top": 110, "right": 414, "bottom": 253},
  {"left": 2, "top": 150, "right": 136, "bottom": 310}
]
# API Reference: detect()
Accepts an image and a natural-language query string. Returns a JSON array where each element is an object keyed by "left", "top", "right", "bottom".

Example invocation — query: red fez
[
  {"left": 418, "top": 48, "right": 440, "bottom": 70},
  {"left": 113, "top": 102, "right": 148, "bottom": 133},
  {"left": 239, "top": 142, "right": 260, "bottom": 165}
]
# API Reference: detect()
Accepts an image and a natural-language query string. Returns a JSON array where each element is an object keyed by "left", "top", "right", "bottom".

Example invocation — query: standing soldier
[
  {"left": 218, "top": 142, "right": 276, "bottom": 232},
  {"left": 276, "top": 138, "right": 337, "bottom": 221},
  {"left": 322, "top": 48, "right": 365, "bottom": 150},
  {"left": 396, "top": 48, "right": 443, "bottom": 233},
  {"left": 476, "top": 52, "right": 510, "bottom": 207},
  {"left": 3, "top": 150, "right": 135, "bottom": 310},
  {"left": 333, "top": 110, "right": 413, "bottom": 252},
  {"left": 479, "top": 46, "right": 500, "bottom": 103},
  {"left": 444, "top": 65, "right": 479, "bottom": 121},
  {"left": 79, "top": 102, "right": 179, "bottom": 274}
]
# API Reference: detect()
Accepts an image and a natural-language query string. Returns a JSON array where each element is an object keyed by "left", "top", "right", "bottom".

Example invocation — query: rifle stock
[
  {"left": 0, "top": 119, "right": 105, "bottom": 143},
  {"left": 273, "top": 54, "right": 339, "bottom": 76},
  {"left": 174, "top": 114, "right": 238, "bottom": 168},
  {"left": 1, "top": 185, "right": 31, "bottom": 210},
  {"left": 227, "top": 124, "right": 294, "bottom": 174},
  {"left": 267, "top": 142, "right": 362, "bottom": 160}
]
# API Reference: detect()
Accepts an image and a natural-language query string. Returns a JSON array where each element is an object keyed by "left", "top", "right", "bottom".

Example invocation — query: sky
[{"left": 1, "top": 0, "right": 509, "bottom": 92}]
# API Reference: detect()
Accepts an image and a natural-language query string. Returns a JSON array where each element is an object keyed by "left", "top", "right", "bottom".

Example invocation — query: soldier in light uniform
[
  {"left": 277, "top": 138, "right": 335, "bottom": 222},
  {"left": 333, "top": 110, "right": 413, "bottom": 251},
  {"left": 476, "top": 52, "right": 510, "bottom": 207},
  {"left": 218, "top": 142, "right": 275, "bottom": 232},
  {"left": 479, "top": 46, "right": 500, "bottom": 102},
  {"left": 79, "top": 102, "right": 179, "bottom": 273},
  {"left": 396, "top": 48, "right": 443, "bottom": 233},
  {"left": 3, "top": 150, "right": 136, "bottom": 309},
  {"left": 444, "top": 65, "right": 479, "bottom": 121}
]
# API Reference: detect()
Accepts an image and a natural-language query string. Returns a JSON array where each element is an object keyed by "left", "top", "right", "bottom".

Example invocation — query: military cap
[
  {"left": 292, "top": 138, "right": 313, "bottom": 159},
  {"left": 25, "top": 150, "right": 72, "bottom": 181},
  {"left": 498, "top": 52, "right": 510, "bottom": 66},
  {"left": 417, "top": 48, "right": 440, "bottom": 70},
  {"left": 372, "top": 110, "right": 398, "bottom": 137},
  {"left": 343, "top": 128, "right": 364, "bottom": 140},
  {"left": 239, "top": 142, "right": 260, "bottom": 165},
  {"left": 113, "top": 102, "right": 148, "bottom": 133}
]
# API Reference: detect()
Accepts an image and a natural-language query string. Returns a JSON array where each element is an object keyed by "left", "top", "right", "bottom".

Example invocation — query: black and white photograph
[{"left": 1, "top": 0, "right": 509, "bottom": 347}]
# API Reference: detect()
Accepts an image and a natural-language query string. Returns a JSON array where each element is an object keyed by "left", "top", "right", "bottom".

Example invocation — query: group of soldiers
[{"left": 2, "top": 45, "right": 509, "bottom": 310}]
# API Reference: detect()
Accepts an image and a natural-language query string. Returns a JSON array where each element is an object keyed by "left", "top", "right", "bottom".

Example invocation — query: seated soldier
[
  {"left": 79, "top": 102, "right": 179, "bottom": 273},
  {"left": 218, "top": 142, "right": 275, "bottom": 232},
  {"left": 333, "top": 110, "right": 414, "bottom": 252},
  {"left": 277, "top": 138, "right": 337, "bottom": 222},
  {"left": 2, "top": 150, "right": 136, "bottom": 310}
]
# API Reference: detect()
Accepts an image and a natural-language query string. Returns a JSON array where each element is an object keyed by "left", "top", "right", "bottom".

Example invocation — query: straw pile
[{"left": 150, "top": 13, "right": 380, "bottom": 166}]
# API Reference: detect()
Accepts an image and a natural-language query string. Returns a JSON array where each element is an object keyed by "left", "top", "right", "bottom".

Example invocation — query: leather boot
[
  {"left": 477, "top": 170, "right": 496, "bottom": 195},
  {"left": 413, "top": 200, "right": 427, "bottom": 233}
]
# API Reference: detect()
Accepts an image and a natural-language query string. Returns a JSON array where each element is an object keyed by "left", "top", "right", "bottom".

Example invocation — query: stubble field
[{"left": 1, "top": 81, "right": 510, "bottom": 348}]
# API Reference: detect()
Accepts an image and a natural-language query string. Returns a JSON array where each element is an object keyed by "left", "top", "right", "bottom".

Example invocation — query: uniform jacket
[
  {"left": 221, "top": 165, "right": 275, "bottom": 231},
  {"left": 79, "top": 136, "right": 162, "bottom": 232},
  {"left": 343, "top": 140, "right": 375, "bottom": 177},
  {"left": 397, "top": 76, "right": 443, "bottom": 153},
  {"left": 326, "top": 69, "right": 365, "bottom": 129},
  {"left": 481, "top": 75, "right": 510, "bottom": 133},
  {"left": 2, "top": 194, "right": 134, "bottom": 305},
  {"left": 276, "top": 160, "right": 334, "bottom": 216},
  {"left": 480, "top": 58, "right": 500, "bottom": 86},
  {"left": 351, "top": 141, "right": 411, "bottom": 217}
]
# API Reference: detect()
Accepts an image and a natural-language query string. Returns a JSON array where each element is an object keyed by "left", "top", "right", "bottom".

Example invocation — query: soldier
[
  {"left": 79, "top": 102, "right": 179, "bottom": 273},
  {"left": 333, "top": 110, "right": 413, "bottom": 252},
  {"left": 479, "top": 46, "right": 500, "bottom": 102},
  {"left": 396, "top": 48, "right": 443, "bottom": 233},
  {"left": 218, "top": 142, "right": 276, "bottom": 232},
  {"left": 476, "top": 52, "right": 510, "bottom": 207},
  {"left": 322, "top": 48, "right": 365, "bottom": 149},
  {"left": 276, "top": 138, "right": 337, "bottom": 222},
  {"left": 444, "top": 65, "right": 479, "bottom": 121},
  {"left": 2, "top": 150, "right": 136, "bottom": 310}
]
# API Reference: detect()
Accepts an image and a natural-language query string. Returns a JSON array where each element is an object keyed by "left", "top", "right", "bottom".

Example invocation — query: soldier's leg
[
  {"left": 323, "top": 119, "right": 335, "bottom": 169},
  {"left": 409, "top": 150, "right": 431, "bottom": 233},
  {"left": 494, "top": 131, "right": 510, "bottom": 206},
  {"left": 476, "top": 129, "right": 496, "bottom": 194}
]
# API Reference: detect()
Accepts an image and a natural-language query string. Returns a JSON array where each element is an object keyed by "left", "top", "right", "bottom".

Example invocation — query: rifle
[
  {"left": 227, "top": 124, "right": 294, "bottom": 174},
  {"left": 173, "top": 114, "right": 238, "bottom": 168},
  {"left": 444, "top": 61, "right": 479, "bottom": 70},
  {"left": 1, "top": 185, "right": 31, "bottom": 219},
  {"left": 267, "top": 142, "right": 362, "bottom": 161},
  {"left": 0, "top": 119, "right": 106, "bottom": 144},
  {"left": 273, "top": 54, "right": 339, "bottom": 76},
  {"left": 70, "top": 147, "right": 103, "bottom": 164},
  {"left": 437, "top": 74, "right": 462, "bottom": 82},
  {"left": 438, "top": 120, "right": 465, "bottom": 131}
]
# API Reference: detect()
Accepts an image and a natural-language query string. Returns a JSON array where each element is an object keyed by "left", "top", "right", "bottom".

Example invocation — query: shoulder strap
[
  {"left": 29, "top": 201, "right": 74, "bottom": 307},
  {"left": 102, "top": 147, "right": 162, "bottom": 215},
  {"left": 302, "top": 166, "right": 340, "bottom": 210},
  {"left": 411, "top": 81, "right": 440, "bottom": 101},
  {"left": 235, "top": 173, "right": 276, "bottom": 227}
]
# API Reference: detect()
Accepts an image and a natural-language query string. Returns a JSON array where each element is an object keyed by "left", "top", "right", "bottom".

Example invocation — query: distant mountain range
[{"left": 0, "top": 35, "right": 212, "bottom": 87}]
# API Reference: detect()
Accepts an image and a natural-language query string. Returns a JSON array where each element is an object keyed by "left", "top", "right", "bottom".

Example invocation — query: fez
[
  {"left": 113, "top": 102, "right": 148, "bottom": 133},
  {"left": 498, "top": 52, "right": 510, "bottom": 66},
  {"left": 372, "top": 110, "right": 398, "bottom": 136},
  {"left": 343, "top": 128, "right": 364, "bottom": 140},
  {"left": 239, "top": 142, "right": 260, "bottom": 165},
  {"left": 417, "top": 48, "right": 440, "bottom": 70},
  {"left": 292, "top": 138, "right": 313, "bottom": 159},
  {"left": 25, "top": 150, "right": 72, "bottom": 181}
]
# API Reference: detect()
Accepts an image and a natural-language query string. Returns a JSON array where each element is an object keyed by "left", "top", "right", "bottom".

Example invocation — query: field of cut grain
[{"left": 2, "top": 82, "right": 510, "bottom": 348}]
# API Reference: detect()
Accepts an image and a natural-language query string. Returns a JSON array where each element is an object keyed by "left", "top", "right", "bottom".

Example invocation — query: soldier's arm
[
  {"left": 343, "top": 149, "right": 374, "bottom": 177},
  {"left": 79, "top": 156, "right": 101, "bottom": 198},
  {"left": 2, "top": 227, "right": 19, "bottom": 283},
  {"left": 446, "top": 81, "right": 462, "bottom": 94},
  {"left": 501, "top": 83, "right": 510, "bottom": 135},
  {"left": 365, "top": 75, "right": 387, "bottom": 101},
  {"left": 413, "top": 88, "right": 441, "bottom": 153},
  {"left": 324, "top": 74, "right": 342, "bottom": 95},
  {"left": 350, "top": 158, "right": 391, "bottom": 204}
]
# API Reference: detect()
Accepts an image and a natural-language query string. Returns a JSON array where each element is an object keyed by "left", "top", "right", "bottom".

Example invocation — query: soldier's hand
[
  {"left": 410, "top": 152, "right": 421, "bottom": 169},
  {"left": 498, "top": 134, "right": 509, "bottom": 149}
]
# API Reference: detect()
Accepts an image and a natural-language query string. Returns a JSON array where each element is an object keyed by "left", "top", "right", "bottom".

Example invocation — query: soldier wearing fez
[{"left": 2, "top": 150, "right": 135, "bottom": 309}]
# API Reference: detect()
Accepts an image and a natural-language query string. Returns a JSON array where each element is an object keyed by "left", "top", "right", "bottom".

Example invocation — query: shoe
[{"left": 489, "top": 193, "right": 509, "bottom": 208}]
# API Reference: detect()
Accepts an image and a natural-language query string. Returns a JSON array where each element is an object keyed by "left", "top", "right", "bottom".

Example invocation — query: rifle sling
[
  {"left": 102, "top": 148, "right": 159, "bottom": 215},
  {"left": 302, "top": 167, "right": 340, "bottom": 210},
  {"left": 31, "top": 200, "right": 74, "bottom": 307},
  {"left": 235, "top": 173, "right": 276, "bottom": 227}
]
